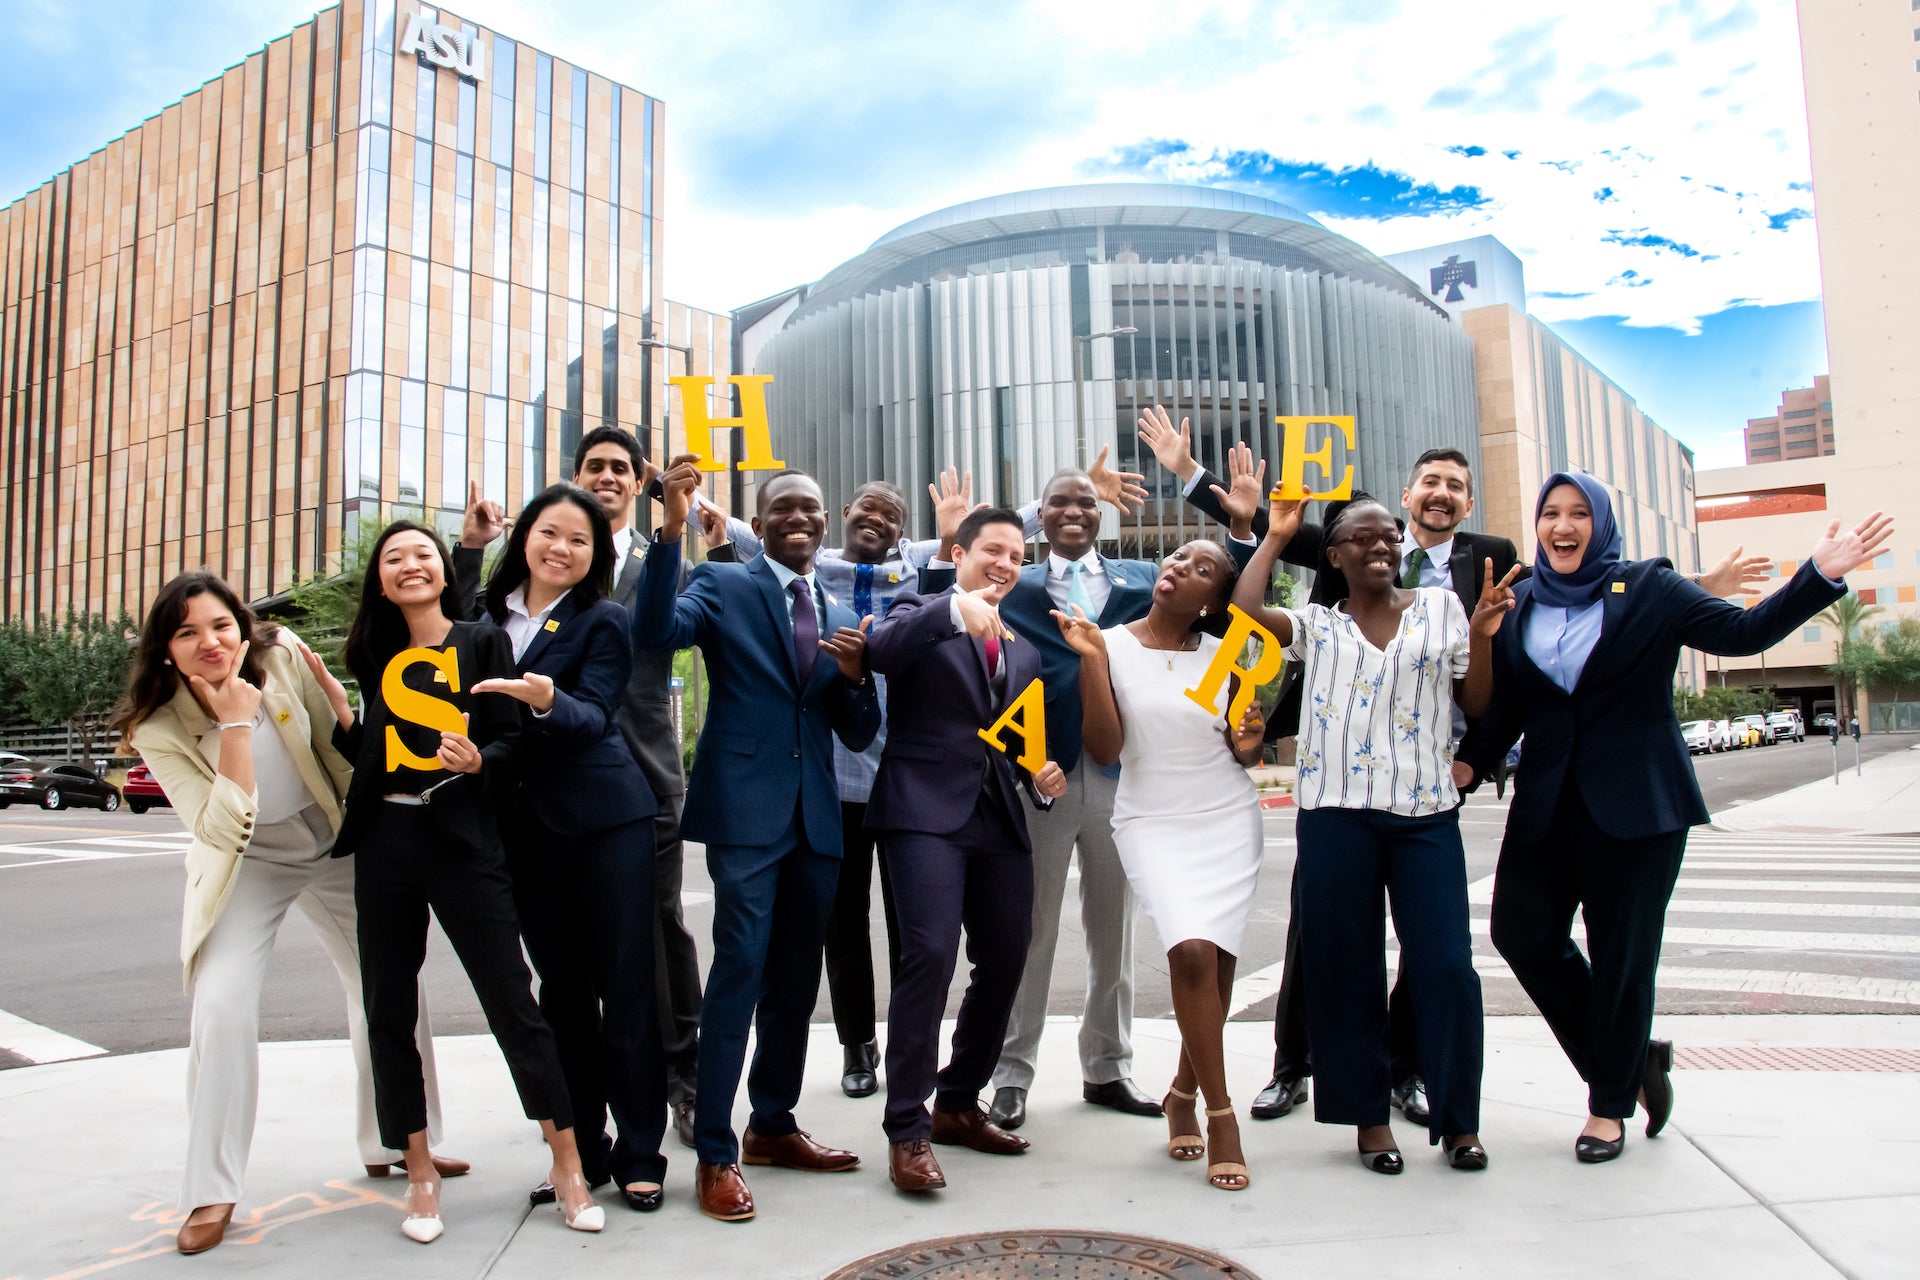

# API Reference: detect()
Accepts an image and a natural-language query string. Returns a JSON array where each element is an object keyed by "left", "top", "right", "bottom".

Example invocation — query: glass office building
[
  {"left": 751, "top": 183, "right": 1482, "bottom": 555},
  {"left": 0, "top": 0, "right": 663, "bottom": 621}
]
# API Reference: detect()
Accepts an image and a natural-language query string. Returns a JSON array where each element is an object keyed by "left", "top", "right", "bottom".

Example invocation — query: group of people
[{"left": 110, "top": 408, "right": 1892, "bottom": 1252}]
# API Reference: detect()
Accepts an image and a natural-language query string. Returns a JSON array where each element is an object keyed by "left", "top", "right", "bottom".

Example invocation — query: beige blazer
[{"left": 129, "top": 632, "right": 354, "bottom": 989}]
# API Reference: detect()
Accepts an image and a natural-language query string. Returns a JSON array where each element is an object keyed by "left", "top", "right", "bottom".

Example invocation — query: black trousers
[
  {"left": 824, "top": 800, "right": 901, "bottom": 1048},
  {"left": 508, "top": 813, "right": 668, "bottom": 1186},
  {"left": 1272, "top": 861, "right": 1421, "bottom": 1084},
  {"left": 1489, "top": 784, "right": 1687, "bottom": 1119},
  {"left": 651, "top": 794, "right": 703, "bottom": 1104},
  {"left": 354, "top": 803, "right": 571, "bottom": 1150},
  {"left": 879, "top": 795, "right": 1033, "bottom": 1143},
  {"left": 1296, "top": 806, "right": 1482, "bottom": 1142}
]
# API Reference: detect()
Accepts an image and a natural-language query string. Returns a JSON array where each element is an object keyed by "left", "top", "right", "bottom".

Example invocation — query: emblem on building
[
  {"left": 400, "top": 14, "right": 486, "bottom": 83},
  {"left": 1429, "top": 255, "right": 1478, "bottom": 303}
]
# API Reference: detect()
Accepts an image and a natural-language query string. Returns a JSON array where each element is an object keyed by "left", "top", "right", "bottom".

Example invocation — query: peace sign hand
[{"left": 1471, "top": 558, "right": 1524, "bottom": 638}]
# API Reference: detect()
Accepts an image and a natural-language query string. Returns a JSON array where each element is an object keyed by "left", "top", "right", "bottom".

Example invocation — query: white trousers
[{"left": 181, "top": 809, "right": 443, "bottom": 1208}]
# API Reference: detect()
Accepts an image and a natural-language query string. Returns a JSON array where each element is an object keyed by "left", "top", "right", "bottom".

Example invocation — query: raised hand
[
  {"left": 694, "top": 496, "right": 730, "bottom": 548},
  {"left": 1089, "top": 445, "right": 1149, "bottom": 515},
  {"left": 1697, "top": 544, "right": 1772, "bottom": 597},
  {"left": 657, "top": 453, "right": 702, "bottom": 539},
  {"left": 930, "top": 466, "right": 979, "bottom": 546},
  {"left": 1033, "top": 760, "right": 1068, "bottom": 800},
  {"left": 1471, "top": 559, "right": 1523, "bottom": 637},
  {"left": 1209, "top": 441, "right": 1267, "bottom": 531},
  {"left": 819, "top": 616, "right": 873, "bottom": 681},
  {"left": 1264, "top": 489, "right": 1311, "bottom": 547},
  {"left": 1050, "top": 604, "right": 1105, "bottom": 658},
  {"left": 297, "top": 640, "right": 355, "bottom": 729},
  {"left": 193, "top": 640, "right": 261, "bottom": 724},
  {"left": 471, "top": 671, "right": 557, "bottom": 713},
  {"left": 1136, "top": 404, "right": 1197, "bottom": 481},
  {"left": 638, "top": 456, "right": 661, "bottom": 497},
  {"left": 460, "top": 479, "right": 507, "bottom": 549},
  {"left": 1810, "top": 511, "right": 1894, "bottom": 580},
  {"left": 956, "top": 586, "right": 1015, "bottom": 641},
  {"left": 437, "top": 712, "right": 483, "bottom": 773}
]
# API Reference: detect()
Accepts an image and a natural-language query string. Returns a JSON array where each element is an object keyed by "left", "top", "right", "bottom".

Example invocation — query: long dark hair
[
  {"left": 483, "top": 483, "right": 615, "bottom": 621},
  {"left": 110, "top": 571, "right": 281, "bottom": 738},
  {"left": 344, "top": 520, "right": 464, "bottom": 691}
]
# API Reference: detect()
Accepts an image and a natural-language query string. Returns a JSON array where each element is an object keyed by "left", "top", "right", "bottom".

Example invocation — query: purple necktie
[
  {"left": 789, "top": 579, "right": 818, "bottom": 685},
  {"left": 984, "top": 633, "right": 1000, "bottom": 677}
]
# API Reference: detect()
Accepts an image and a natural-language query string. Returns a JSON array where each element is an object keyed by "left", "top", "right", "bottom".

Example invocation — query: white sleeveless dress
[{"left": 1105, "top": 626, "right": 1265, "bottom": 955}]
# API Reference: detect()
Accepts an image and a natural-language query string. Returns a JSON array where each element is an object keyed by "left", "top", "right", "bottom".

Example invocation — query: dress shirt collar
[
  {"left": 609, "top": 523, "right": 635, "bottom": 564},
  {"left": 765, "top": 556, "right": 816, "bottom": 596},
  {"left": 1048, "top": 548, "right": 1105, "bottom": 580},
  {"left": 505, "top": 584, "right": 563, "bottom": 627},
  {"left": 1404, "top": 535, "right": 1453, "bottom": 576}
]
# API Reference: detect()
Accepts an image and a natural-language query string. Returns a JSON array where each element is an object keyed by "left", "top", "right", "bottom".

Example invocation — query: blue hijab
[{"left": 1530, "top": 471, "right": 1622, "bottom": 609}]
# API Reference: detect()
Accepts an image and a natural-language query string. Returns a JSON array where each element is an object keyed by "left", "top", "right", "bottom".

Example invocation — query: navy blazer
[
  {"left": 863, "top": 588, "right": 1050, "bottom": 839},
  {"left": 1457, "top": 556, "right": 1845, "bottom": 842},
  {"left": 630, "top": 538, "right": 881, "bottom": 853},
  {"left": 487, "top": 589, "right": 657, "bottom": 837}
]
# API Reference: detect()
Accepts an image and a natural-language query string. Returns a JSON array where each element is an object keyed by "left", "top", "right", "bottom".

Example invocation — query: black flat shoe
[
  {"left": 529, "top": 1174, "right": 611, "bottom": 1205},
  {"left": 1249, "top": 1073, "right": 1308, "bottom": 1120},
  {"left": 1442, "top": 1137, "right": 1488, "bottom": 1171},
  {"left": 841, "top": 1039, "right": 879, "bottom": 1099},
  {"left": 1642, "top": 1038, "right": 1675, "bottom": 1137},
  {"left": 1083, "top": 1078, "right": 1165, "bottom": 1117},
  {"left": 1575, "top": 1127, "right": 1626, "bottom": 1164},
  {"left": 1357, "top": 1143, "right": 1404, "bottom": 1175},
  {"left": 621, "top": 1184, "right": 664, "bottom": 1212}
]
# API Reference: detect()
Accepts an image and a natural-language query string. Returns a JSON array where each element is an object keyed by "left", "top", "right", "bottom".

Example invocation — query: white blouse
[{"left": 1279, "top": 587, "right": 1472, "bottom": 817}]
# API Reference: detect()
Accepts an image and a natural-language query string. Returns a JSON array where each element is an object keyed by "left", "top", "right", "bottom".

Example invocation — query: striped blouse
[{"left": 1279, "top": 587, "right": 1472, "bottom": 817}]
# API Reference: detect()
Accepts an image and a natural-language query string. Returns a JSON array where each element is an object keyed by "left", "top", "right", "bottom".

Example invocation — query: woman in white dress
[{"left": 1055, "top": 539, "right": 1265, "bottom": 1191}]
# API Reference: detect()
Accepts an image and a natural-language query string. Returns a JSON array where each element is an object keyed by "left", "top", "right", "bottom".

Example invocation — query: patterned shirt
[{"left": 1279, "top": 587, "right": 1472, "bottom": 817}]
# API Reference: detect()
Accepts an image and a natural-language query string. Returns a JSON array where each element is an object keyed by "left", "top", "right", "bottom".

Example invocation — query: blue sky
[{"left": 0, "top": 0, "right": 1826, "bottom": 469}]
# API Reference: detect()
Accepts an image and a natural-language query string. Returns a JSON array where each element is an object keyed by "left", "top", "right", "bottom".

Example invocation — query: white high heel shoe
[
  {"left": 400, "top": 1178, "right": 443, "bottom": 1243},
  {"left": 552, "top": 1171, "right": 604, "bottom": 1233}
]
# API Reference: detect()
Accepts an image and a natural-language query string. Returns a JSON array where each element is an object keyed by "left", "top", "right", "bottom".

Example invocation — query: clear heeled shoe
[
  {"left": 552, "top": 1170, "right": 605, "bottom": 1233},
  {"left": 400, "top": 1178, "right": 443, "bottom": 1243}
]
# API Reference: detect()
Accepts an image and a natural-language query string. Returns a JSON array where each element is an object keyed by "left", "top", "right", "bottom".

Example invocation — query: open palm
[{"left": 1811, "top": 511, "right": 1895, "bottom": 579}]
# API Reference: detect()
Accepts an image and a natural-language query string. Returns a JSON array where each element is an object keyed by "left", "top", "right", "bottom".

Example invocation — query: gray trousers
[
  {"left": 992, "top": 760, "right": 1134, "bottom": 1092},
  {"left": 182, "top": 807, "right": 442, "bottom": 1208}
]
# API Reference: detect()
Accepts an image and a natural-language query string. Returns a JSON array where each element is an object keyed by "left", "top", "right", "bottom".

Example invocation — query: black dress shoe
[
  {"left": 621, "top": 1184, "right": 664, "bottom": 1212},
  {"left": 1442, "top": 1137, "right": 1489, "bottom": 1171},
  {"left": 1250, "top": 1073, "right": 1308, "bottom": 1120},
  {"left": 1357, "top": 1143, "right": 1404, "bottom": 1174},
  {"left": 841, "top": 1040, "right": 879, "bottom": 1099},
  {"left": 1641, "top": 1038, "right": 1675, "bottom": 1137},
  {"left": 1576, "top": 1125, "right": 1627, "bottom": 1164},
  {"left": 1390, "top": 1076, "right": 1430, "bottom": 1125},
  {"left": 673, "top": 1099, "right": 697, "bottom": 1150},
  {"left": 988, "top": 1086, "right": 1027, "bottom": 1131},
  {"left": 1083, "top": 1078, "right": 1165, "bottom": 1117},
  {"left": 529, "top": 1174, "right": 610, "bottom": 1205}
]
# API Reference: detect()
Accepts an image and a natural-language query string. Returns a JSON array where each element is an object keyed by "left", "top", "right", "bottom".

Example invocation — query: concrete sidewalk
[
  {"left": 1715, "top": 740, "right": 1920, "bottom": 836},
  {"left": 4, "top": 1015, "right": 1915, "bottom": 1280}
]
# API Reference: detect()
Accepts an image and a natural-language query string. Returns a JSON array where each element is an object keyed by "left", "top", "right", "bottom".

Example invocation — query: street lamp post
[{"left": 1072, "top": 326, "right": 1138, "bottom": 468}]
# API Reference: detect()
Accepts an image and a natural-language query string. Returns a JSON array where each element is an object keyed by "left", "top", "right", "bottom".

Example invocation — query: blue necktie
[
  {"left": 789, "top": 579, "right": 818, "bottom": 685},
  {"left": 853, "top": 562, "right": 875, "bottom": 622},
  {"left": 1066, "top": 560, "right": 1095, "bottom": 619}
]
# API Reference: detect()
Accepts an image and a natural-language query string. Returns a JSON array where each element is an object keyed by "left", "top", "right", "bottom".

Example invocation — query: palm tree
[{"left": 1821, "top": 591, "right": 1885, "bottom": 719}]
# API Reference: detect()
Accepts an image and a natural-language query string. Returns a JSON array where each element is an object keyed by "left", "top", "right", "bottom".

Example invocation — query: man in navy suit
[
  {"left": 633, "top": 458, "right": 881, "bottom": 1223},
  {"left": 864, "top": 508, "right": 1068, "bottom": 1192}
]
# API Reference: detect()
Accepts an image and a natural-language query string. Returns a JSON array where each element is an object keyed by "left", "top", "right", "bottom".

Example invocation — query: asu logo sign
[
  {"left": 1429, "top": 255, "right": 1478, "bottom": 304},
  {"left": 400, "top": 14, "right": 486, "bottom": 83}
]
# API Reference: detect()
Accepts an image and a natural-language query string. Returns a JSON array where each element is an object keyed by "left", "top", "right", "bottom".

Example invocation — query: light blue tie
[{"left": 1066, "top": 560, "right": 1096, "bottom": 620}]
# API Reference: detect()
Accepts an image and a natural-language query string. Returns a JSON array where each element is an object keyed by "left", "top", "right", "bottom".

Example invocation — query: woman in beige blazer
[{"left": 112, "top": 571, "right": 464, "bottom": 1256}]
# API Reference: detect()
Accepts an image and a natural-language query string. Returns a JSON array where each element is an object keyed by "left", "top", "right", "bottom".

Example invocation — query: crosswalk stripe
[
  {"left": 1663, "top": 899, "right": 1920, "bottom": 920},
  {"left": 1385, "top": 951, "right": 1920, "bottom": 1006},
  {"left": 0, "top": 1008, "right": 106, "bottom": 1063},
  {"left": 1665, "top": 860, "right": 1920, "bottom": 873},
  {"left": 1455, "top": 917, "right": 1920, "bottom": 953},
  {"left": 1468, "top": 877, "right": 1920, "bottom": 903}
]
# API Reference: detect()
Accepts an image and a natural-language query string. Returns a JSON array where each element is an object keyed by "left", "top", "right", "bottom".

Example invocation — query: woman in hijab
[{"left": 1455, "top": 472, "right": 1891, "bottom": 1163}]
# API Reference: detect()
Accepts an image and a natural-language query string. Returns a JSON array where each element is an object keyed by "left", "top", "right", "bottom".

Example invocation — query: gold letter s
[{"left": 383, "top": 646, "right": 466, "bottom": 772}]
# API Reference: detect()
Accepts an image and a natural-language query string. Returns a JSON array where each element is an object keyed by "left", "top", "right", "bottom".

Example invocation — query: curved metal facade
[{"left": 756, "top": 193, "right": 1480, "bottom": 558}]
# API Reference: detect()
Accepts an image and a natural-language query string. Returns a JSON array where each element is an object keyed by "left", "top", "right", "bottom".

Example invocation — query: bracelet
[{"left": 214, "top": 720, "right": 255, "bottom": 731}]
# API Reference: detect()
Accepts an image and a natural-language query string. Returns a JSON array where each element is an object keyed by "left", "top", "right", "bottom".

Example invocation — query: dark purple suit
[{"left": 863, "top": 588, "right": 1050, "bottom": 1143}]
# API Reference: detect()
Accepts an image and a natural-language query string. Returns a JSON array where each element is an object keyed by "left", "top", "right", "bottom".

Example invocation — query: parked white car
[
  {"left": 1766, "top": 710, "right": 1805, "bottom": 743},
  {"left": 1715, "top": 718, "right": 1741, "bottom": 749},
  {"left": 1681, "top": 720, "right": 1715, "bottom": 755}
]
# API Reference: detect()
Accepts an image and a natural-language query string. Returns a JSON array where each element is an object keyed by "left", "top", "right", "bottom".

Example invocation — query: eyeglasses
[{"left": 1331, "top": 529, "right": 1404, "bottom": 550}]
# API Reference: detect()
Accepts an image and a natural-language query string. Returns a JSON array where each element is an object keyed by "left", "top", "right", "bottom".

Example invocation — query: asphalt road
[{"left": 0, "top": 731, "right": 1913, "bottom": 1070}]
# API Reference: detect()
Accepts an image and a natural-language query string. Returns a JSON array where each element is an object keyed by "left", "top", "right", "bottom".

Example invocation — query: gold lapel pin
[
  {"left": 276, "top": 708, "right": 291, "bottom": 724},
  {"left": 1611, "top": 582, "right": 1626, "bottom": 594},
  {"left": 544, "top": 618, "right": 560, "bottom": 632}
]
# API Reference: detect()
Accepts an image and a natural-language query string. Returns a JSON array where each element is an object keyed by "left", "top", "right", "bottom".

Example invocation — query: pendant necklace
[{"left": 1144, "top": 615, "right": 1181, "bottom": 671}]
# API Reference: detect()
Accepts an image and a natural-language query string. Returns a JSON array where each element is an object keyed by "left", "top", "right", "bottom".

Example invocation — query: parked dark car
[
  {"left": 0, "top": 760, "right": 122, "bottom": 812},
  {"left": 122, "top": 764, "right": 171, "bottom": 814}
]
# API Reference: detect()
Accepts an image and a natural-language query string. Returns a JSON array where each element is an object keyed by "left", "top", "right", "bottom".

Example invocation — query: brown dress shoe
[
  {"left": 931, "top": 1105, "right": 1030, "bottom": 1155},
  {"left": 673, "top": 1099, "right": 697, "bottom": 1149},
  {"left": 740, "top": 1127, "right": 860, "bottom": 1172},
  {"left": 176, "top": 1203, "right": 234, "bottom": 1255},
  {"left": 365, "top": 1154, "right": 471, "bottom": 1179},
  {"left": 694, "top": 1162, "right": 756, "bottom": 1222},
  {"left": 889, "top": 1139, "right": 946, "bottom": 1192}
]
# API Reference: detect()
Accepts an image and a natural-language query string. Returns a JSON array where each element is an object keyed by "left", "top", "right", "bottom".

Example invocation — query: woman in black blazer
[
  {"left": 471, "top": 483, "right": 668, "bottom": 1214},
  {"left": 304, "top": 519, "right": 602, "bottom": 1241},
  {"left": 1457, "top": 473, "right": 1891, "bottom": 1164}
]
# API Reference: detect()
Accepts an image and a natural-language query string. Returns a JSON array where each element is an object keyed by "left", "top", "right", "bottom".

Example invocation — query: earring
[
  {"left": 163, "top": 658, "right": 173, "bottom": 666},
  {"left": 1199, "top": 606, "right": 1209, "bottom": 617}
]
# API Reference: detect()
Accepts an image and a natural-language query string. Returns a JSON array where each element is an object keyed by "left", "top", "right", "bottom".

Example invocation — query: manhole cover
[{"left": 823, "top": 1230, "right": 1260, "bottom": 1279}]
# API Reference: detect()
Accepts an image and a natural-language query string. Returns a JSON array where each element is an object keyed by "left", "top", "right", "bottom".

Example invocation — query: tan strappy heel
[
  {"left": 1205, "top": 1103, "right": 1251, "bottom": 1191},
  {"left": 1164, "top": 1086, "right": 1203, "bottom": 1161}
]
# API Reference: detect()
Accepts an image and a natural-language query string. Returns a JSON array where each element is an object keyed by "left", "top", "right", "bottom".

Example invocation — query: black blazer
[
  {"left": 456, "top": 541, "right": 689, "bottom": 804},
  {"left": 485, "top": 589, "right": 658, "bottom": 837},
  {"left": 1456, "top": 557, "right": 1845, "bottom": 842},
  {"left": 862, "top": 588, "right": 1050, "bottom": 839},
  {"left": 330, "top": 621, "right": 526, "bottom": 859}
]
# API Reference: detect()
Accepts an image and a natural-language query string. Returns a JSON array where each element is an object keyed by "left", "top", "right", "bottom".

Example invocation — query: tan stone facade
[
  {"left": 1743, "top": 374, "right": 1835, "bottom": 463},
  {"left": 0, "top": 0, "right": 666, "bottom": 623}
]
